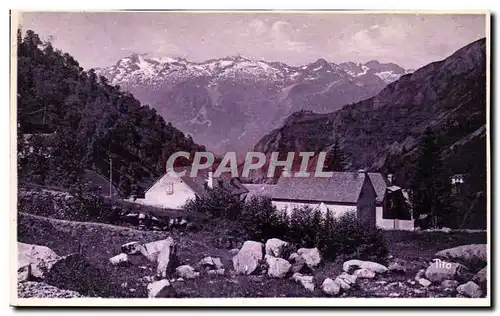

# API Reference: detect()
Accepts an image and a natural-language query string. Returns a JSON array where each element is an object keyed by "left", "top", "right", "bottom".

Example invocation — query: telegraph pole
[{"left": 109, "top": 156, "right": 113, "bottom": 198}]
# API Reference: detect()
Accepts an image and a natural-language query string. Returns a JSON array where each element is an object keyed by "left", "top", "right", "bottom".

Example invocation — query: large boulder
[
  {"left": 265, "top": 238, "right": 289, "bottom": 258},
  {"left": 265, "top": 255, "right": 291, "bottom": 278},
  {"left": 457, "top": 281, "right": 483, "bottom": 298},
  {"left": 297, "top": 248, "right": 321, "bottom": 268},
  {"left": 141, "top": 238, "right": 175, "bottom": 262},
  {"left": 156, "top": 238, "right": 179, "bottom": 278},
  {"left": 424, "top": 260, "right": 468, "bottom": 283},
  {"left": 292, "top": 273, "right": 315, "bottom": 292},
  {"left": 322, "top": 278, "right": 341, "bottom": 296},
  {"left": 472, "top": 266, "right": 487, "bottom": 289},
  {"left": 343, "top": 259, "right": 388, "bottom": 274},
  {"left": 435, "top": 244, "right": 487, "bottom": 268},
  {"left": 175, "top": 265, "right": 200, "bottom": 279},
  {"left": 288, "top": 253, "right": 309, "bottom": 274},
  {"left": 18, "top": 264, "right": 31, "bottom": 283},
  {"left": 147, "top": 279, "right": 177, "bottom": 298},
  {"left": 441, "top": 279, "right": 460, "bottom": 288},
  {"left": 232, "top": 241, "right": 264, "bottom": 275},
  {"left": 18, "top": 242, "right": 61, "bottom": 279}
]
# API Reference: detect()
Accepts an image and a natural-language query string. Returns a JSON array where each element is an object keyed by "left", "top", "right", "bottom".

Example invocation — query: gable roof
[
  {"left": 367, "top": 173, "right": 389, "bottom": 204},
  {"left": 244, "top": 183, "right": 277, "bottom": 200},
  {"left": 271, "top": 172, "right": 370, "bottom": 204},
  {"left": 146, "top": 166, "right": 248, "bottom": 197}
]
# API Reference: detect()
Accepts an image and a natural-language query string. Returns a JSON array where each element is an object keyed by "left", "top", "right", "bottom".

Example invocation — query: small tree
[{"left": 324, "top": 137, "right": 346, "bottom": 172}]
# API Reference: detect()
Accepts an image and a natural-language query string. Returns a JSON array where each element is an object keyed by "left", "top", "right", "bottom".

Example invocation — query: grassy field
[{"left": 17, "top": 211, "right": 487, "bottom": 298}]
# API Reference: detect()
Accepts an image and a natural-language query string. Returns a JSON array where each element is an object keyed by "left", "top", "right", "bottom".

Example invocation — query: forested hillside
[{"left": 17, "top": 29, "right": 205, "bottom": 196}]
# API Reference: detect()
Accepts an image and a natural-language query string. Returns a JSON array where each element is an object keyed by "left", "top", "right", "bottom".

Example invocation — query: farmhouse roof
[
  {"left": 271, "top": 172, "right": 371, "bottom": 204},
  {"left": 367, "top": 173, "right": 389, "bottom": 204},
  {"left": 145, "top": 166, "right": 248, "bottom": 197}
]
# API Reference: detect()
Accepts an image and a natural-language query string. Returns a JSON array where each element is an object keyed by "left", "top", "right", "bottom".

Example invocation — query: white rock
[
  {"left": 457, "top": 281, "right": 483, "bottom": 298},
  {"left": 354, "top": 268, "right": 376, "bottom": 279},
  {"left": 232, "top": 241, "right": 264, "bottom": 275},
  {"left": 18, "top": 242, "right": 61, "bottom": 279},
  {"left": 266, "top": 255, "right": 291, "bottom": 278},
  {"left": 207, "top": 268, "right": 226, "bottom": 276},
  {"left": 334, "top": 277, "right": 351, "bottom": 291},
  {"left": 199, "top": 256, "right": 224, "bottom": 270},
  {"left": 322, "top": 278, "right": 340, "bottom": 296},
  {"left": 343, "top": 259, "right": 388, "bottom": 274},
  {"left": 338, "top": 272, "right": 357, "bottom": 285},
  {"left": 156, "top": 238, "right": 178, "bottom": 278},
  {"left": 109, "top": 253, "right": 129, "bottom": 266},
  {"left": 435, "top": 244, "right": 487, "bottom": 266},
  {"left": 297, "top": 248, "right": 321, "bottom": 267},
  {"left": 18, "top": 264, "right": 31, "bottom": 283},
  {"left": 418, "top": 278, "right": 432, "bottom": 287},
  {"left": 265, "top": 238, "right": 289, "bottom": 258},
  {"left": 424, "top": 260, "right": 467, "bottom": 283},
  {"left": 175, "top": 265, "right": 199, "bottom": 279},
  {"left": 141, "top": 237, "right": 175, "bottom": 262},
  {"left": 292, "top": 273, "right": 315, "bottom": 292},
  {"left": 441, "top": 279, "right": 460, "bottom": 288},
  {"left": 147, "top": 279, "right": 176, "bottom": 298}
]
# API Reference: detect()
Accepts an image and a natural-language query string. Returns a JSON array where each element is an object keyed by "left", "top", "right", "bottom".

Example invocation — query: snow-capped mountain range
[
  {"left": 98, "top": 53, "right": 411, "bottom": 88},
  {"left": 96, "top": 54, "right": 413, "bottom": 153}
]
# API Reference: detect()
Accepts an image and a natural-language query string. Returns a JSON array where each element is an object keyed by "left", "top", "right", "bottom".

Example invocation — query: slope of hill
[
  {"left": 97, "top": 55, "right": 412, "bottom": 153},
  {"left": 254, "top": 38, "right": 487, "bottom": 192},
  {"left": 17, "top": 29, "right": 205, "bottom": 194}
]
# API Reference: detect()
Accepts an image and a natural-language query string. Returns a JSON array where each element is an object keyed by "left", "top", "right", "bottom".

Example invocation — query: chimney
[
  {"left": 207, "top": 171, "right": 213, "bottom": 189},
  {"left": 354, "top": 169, "right": 366, "bottom": 179},
  {"left": 387, "top": 173, "right": 394, "bottom": 184}
]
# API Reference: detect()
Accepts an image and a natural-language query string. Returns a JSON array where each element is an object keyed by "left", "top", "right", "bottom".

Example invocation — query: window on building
[{"left": 166, "top": 182, "right": 174, "bottom": 195}]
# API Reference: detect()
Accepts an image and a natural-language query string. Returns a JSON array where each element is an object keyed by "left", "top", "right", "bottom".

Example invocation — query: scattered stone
[
  {"left": 129, "top": 288, "right": 136, "bottom": 293},
  {"left": 334, "top": 277, "right": 351, "bottom": 291},
  {"left": 343, "top": 259, "right": 388, "bottom": 274},
  {"left": 415, "top": 269, "right": 425, "bottom": 281},
  {"left": 441, "top": 280, "right": 460, "bottom": 288},
  {"left": 418, "top": 278, "right": 431, "bottom": 287},
  {"left": 147, "top": 279, "right": 176, "bottom": 298},
  {"left": 435, "top": 244, "right": 487, "bottom": 267},
  {"left": 389, "top": 292, "right": 401, "bottom": 298},
  {"left": 207, "top": 268, "right": 225, "bottom": 276},
  {"left": 292, "top": 273, "right": 315, "bottom": 292},
  {"left": 176, "top": 277, "right": 184, "bottom": 282},
  {"left": 109, "top": 253, "right": 129, "bottom": 266},
  {"left": 288, "top": 253, "right": 310, "bottom": 274},
  {"left": 424, "top": 260, "right": 468, "bottom": 283},
  {"left": 156, "top": 238, "right": 179, "bottom": 278},
  {"left": 297, "top": 248, "right": 321, "bottom": 268},
  {"left": 457, "top": 281, "right": 483, "bottom": 298},
  {"left": 322, "top": 278, "right": 341, "bottom": 296},
  {"left": 199, "top": 256, "right": 224, "bottom": 270},
  {"left": 376, "top": 280, "right": 388, "bottom": 285},
  {"left": 472, "top": 266, "right": 487, "bottom": 289},
  {"left": 232, "top": 241, "right": 264, "bottom": 275},
  {"left": 338, "top": 272, "right": 357, "bottom": 285},
  {"left": 142, "top": 237, "right": 175, "bottom": 262},
  {"left": 175, "top": 265, "right": 200, "bottom": 279},
  {"left": 353, "top": 268, "right": 376, "bottom": 279},
  {"left": 18, "top": 242, "right": 61, "bottom": 279},
  {"left": 120, "top": 282, "right": 128, "bottom": 288},
  {"left": 121, "top": 241, "right": 143, "bottom": 255},
  {"left": 265, "top": 238, "right": 289, "bottom": 258},
  {"left": 265, "top": 255, "right": 291, "bottom": 278}
]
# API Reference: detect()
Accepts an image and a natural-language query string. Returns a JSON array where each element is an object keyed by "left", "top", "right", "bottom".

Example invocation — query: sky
[{"left": 18, "top": 11, "right": 487, "bottom": 70}]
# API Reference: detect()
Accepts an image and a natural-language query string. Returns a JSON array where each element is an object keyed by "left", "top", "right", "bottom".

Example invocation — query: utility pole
[{"left": 109, "top": 156, "right": 113, "bottom": 198}]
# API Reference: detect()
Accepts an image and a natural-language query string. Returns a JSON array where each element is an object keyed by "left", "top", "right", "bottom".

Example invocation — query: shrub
[
  {"left": 239, "top": 196, "right": 288, "bottom": 242},
  {"left": 183, "top": 187, "right": 243, "bottom": 221}
]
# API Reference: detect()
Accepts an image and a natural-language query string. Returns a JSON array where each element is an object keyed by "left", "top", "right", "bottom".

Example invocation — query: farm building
[
  {"left": 134, "top": 166, "right": 248, "bottom": 210},
  {"left": 368, "top": 173, "right": 414, "bottom": 231},
  {"left": 259, "top": 170, "right": 378, "bottom": 229}
]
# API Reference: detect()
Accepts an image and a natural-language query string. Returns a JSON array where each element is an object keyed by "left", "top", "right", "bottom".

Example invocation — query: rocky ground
[{"left": 17, "top": 212, "right": 487, "bottom": 300}]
